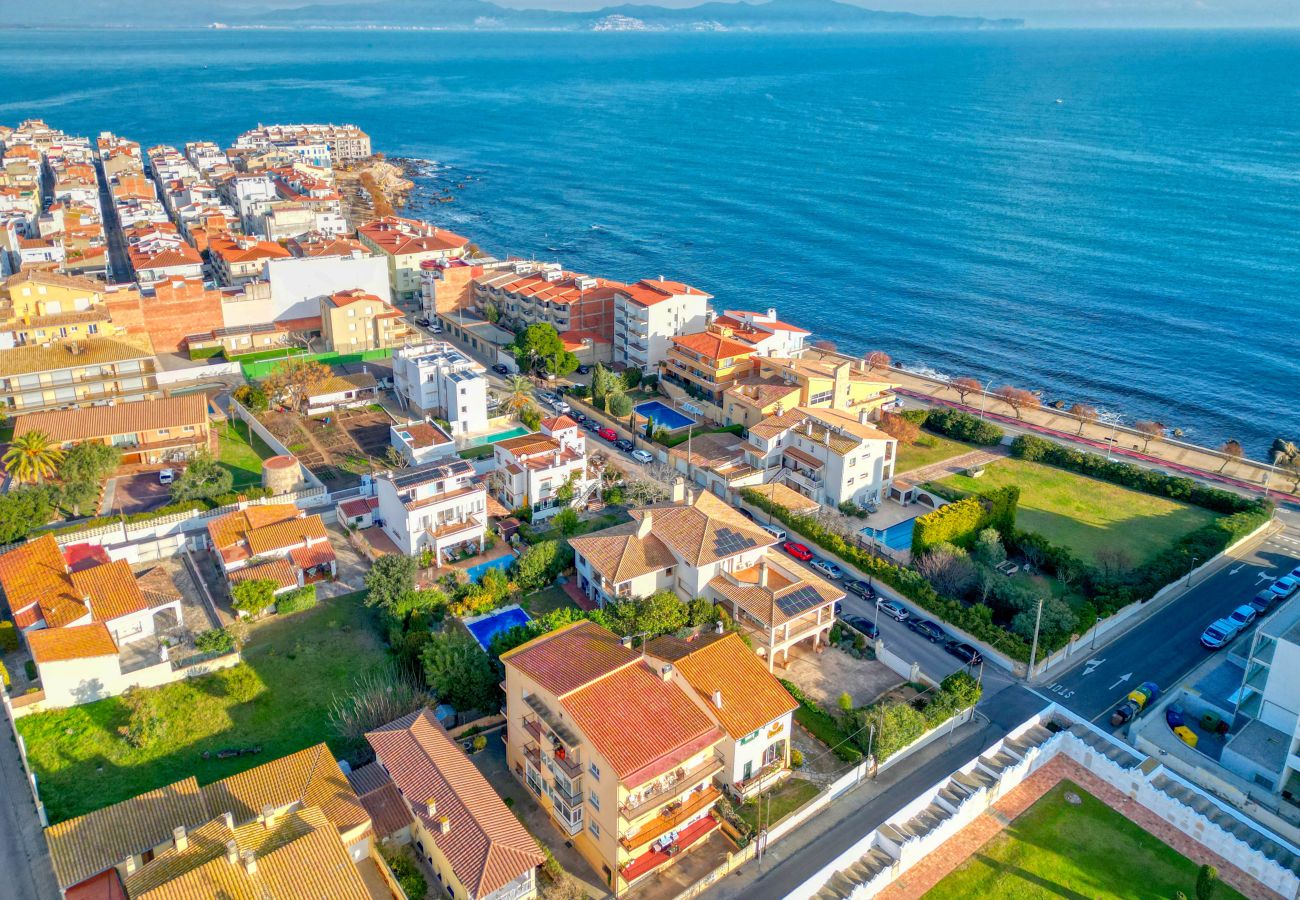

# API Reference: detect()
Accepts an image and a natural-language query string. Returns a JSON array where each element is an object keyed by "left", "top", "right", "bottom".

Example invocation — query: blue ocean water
[{"left": 4, "top": 28, "right": 1298, "bottom": 456}]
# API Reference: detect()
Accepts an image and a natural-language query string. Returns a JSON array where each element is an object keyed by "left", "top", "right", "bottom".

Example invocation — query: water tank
[{"left": 262, "top": 455, "right": 303, "bottom": 495}]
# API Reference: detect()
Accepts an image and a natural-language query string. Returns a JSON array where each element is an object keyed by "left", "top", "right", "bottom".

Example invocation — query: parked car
[
  {"left": 944, "top": 640, "right": 983, "bottom": 665},
  {"left": 573, "top": 412, "right": 587, "bottom": 423},
  {"left": 1269, "top": 575, "right": 1299, "bottom": 601},
  {"left": 597, "top": 426, "right": 617, "bottom": 442},
  {"left": 158, "top": 468, "right": 175, "bottom": 485},
  {"left": 630, "top": 449, "right": 654, "bottom": 464},
  {"left": 428, "top": 320, "right": 443, "bottom": 334},
  {"left": 1200, "top": 618, "right": 1240, "bottom": 650},
  {"left": 737, "top": 507, "right": 754, "bottom": 520},
  {"left": 843, "top": 579, "right": 877, "bottom": 601},
  {"left": 809, "top": 558, "right": 843, "bottom": 580},
  {"left": 876, "top": 598, "right": 909, "bottom": 621},
  {"left": 583, "top": 420, "right": 601, "bottom": 432},
  {"left": 907, "top": 618, "right": 946, "bottom": 643},
  {"left": 1290, "top": 564, "right": 1300, "bottom": 581},
  {"left": 552, "top": 400, "right": 572, "bottom": 414},
  {"left": 782, "top": 541, "right": 814, "bottom": 561},
  {"left": 492, "top": 364, "right": 509, "bottom": 375},
  {"left": 1250, "top": 588, "right": 1276, "bottom": 614},
  {"left": 577, "top": 365, "right": 591, "bottom": 375},
  {"left": 760, "top": 524, "right": 787, "bottom": 541},
  {"left": 415, "top": 316, "right": 431, "bottom": 327},
  {"left": 614, "top": 438, "right": 634, "bottom": 452},
  {"left": 1226, "top": 604, "right": 1257, "bottom": 630},
  {"left": 840, "top": 615, "right": 879, "bottom": 641}
]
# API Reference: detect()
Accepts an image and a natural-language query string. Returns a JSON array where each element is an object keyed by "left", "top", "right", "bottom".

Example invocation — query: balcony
[
  {"left": 620, "top": 752, "right": 725, "bottom": 823},
  {"left": 551, "top": 747, "right": 582, "bottom": 779},
  {"left": 783, "top": 468, "right": 823, "bottom": 493},
  {"left": 620, "top": 785, "right": 721, "bottom": 852},
  {"left": 523, "top": 741, "right": 541, "bottom": 769},
  {"left": 524, "top": 694, "right": 581, "bottom": 748},
  {"left": 523, "top": 717, "right": 544, "bottom": 742}
]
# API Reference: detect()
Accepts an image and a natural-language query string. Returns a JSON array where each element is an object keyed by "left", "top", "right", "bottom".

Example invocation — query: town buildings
[
  {"left": 711, "top": 307, "right": 809, "bottom": 357},
  {"left": 391, "top": 340, "right": 489, "bottom": 436},
  {"left": 0, "top": 333, "right": 160, "bottom": 413},
  {"left": 357, "top": 216, "right": 470, "bottom": 305},
  {"left": 0, "top": 270, "right": 118, "bottom": 349},
  {"left": 234, "top": 123, "right": 372, "bottom": 163},
  {"left": 303, "top": 371, "right": 380, "bottom": 415},
  {"left": 489, "top": 415, "right": 591, "bottom": 520},
  {"left": 374, "top": 458, "right": 487, "bottom": 562},
  {"left": 613, "top": 278, "right": 711, "bottom": 374},
  {"left": 321, "top": 288, "right": 413, "bottom": 352},
  {"left": 209, "top": 234, "right": 293, "bottom": 286},
  {"left": 723, "top": 355, "right": 897, "bottom": 429},
  {"left": 474, "top": 262, "right": 624, "bottom": 356},
  {"left": 11, "top": 393, "right": 212, "bottom": 464},
  {"left": 206, "top": 504, "right": 337, "bottom": 597},
  {"left": 390, "top": 419, "right": 456, "bottom": 466},
  {"left": 660, "top": 327, "right": 756, "bottom": 406}
]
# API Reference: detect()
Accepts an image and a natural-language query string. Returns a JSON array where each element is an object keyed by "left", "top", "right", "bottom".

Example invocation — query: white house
[
  {"left": 613, "top": 278, "right": 712, "bottom": 374},
  {"left": 218, "top": 252, "right": 391, "bottom": 329},
  {"left": 302, "top": 371, "right": 379, "bottom": 415},
  {"left": 391, "top": 340, "right": 488, "bottom": 436},
  {"left": 206, "top": 504, "right": 336, "bottom": 596},
  {"left": 713, "top": 308, "right": 810, "bottom": 358},
  {"left": 375, "top": 458, "right": 487, "bottom": 563},
  {"left": 489, "top": 415, "right": 591, "bottom": 520},
  {"left": 390, "top": 419, "right": 456, "bottom": 466}
]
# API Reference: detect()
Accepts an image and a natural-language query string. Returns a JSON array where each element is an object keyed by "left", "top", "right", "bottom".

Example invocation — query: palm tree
[
  {"left": 502, "top": 374, "right": 535, "bottom": 413},
  {"left": 4, "top": 431, "right": 64, "bottom": 484}
]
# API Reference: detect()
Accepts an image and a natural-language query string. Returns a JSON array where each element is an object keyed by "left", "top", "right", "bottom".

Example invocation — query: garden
[
  {"left": 216, "top": 417, "right": 278, "bottom": 489},
  {"left": 894, "top": 432, "right": 978, "bottom": 475},
  {"left": 17, "top": 591, "right": 391, "bottom": 824},
  {"left": 926, "top": 780, "right": 1245, "bottom": 899}
]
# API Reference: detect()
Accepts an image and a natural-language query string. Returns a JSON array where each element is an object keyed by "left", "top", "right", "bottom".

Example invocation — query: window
[
  {"left": 847, "top": 477, "right": 854, "bottom": 485},
  {"left": 347, "top": 308, "right": 355, "bottom": 317},
  {"left": 849, "top": 456, "right": 856, "bottom": 467},
  {"left": 588, "top": 761, "right": 600, "bottom": 780},
  {"left": 588, "top": 790, "right": 600, "bottom": 811},
  {"left": 809, "top": 389, "right": 833, "bottom": 405},
  {"left": 588, "top": 821, "right": 600, "bottom": 839}
]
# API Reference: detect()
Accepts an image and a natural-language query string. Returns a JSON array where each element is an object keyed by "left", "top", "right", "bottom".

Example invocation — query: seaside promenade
[{"left": 803, "top": 352, "right": 1300, "bottom": 505}]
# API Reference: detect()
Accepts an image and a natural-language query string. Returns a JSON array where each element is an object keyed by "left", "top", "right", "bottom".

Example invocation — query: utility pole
[
  {"left": 1186, "top": 557, "right": 1198, "bottom": 587},
  {"left": 1028, "top": 593, "right": 1046, "bottom": 681}
]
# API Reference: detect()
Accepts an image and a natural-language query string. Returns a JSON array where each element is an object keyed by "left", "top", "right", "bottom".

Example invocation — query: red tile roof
[
  {"left": 28, "top": 622, "right": 118, "bottom": 664},
  {"left": 289, "top": 541, "right": 335, "bottom": 570},
  {"left": 671, "top": 331, "right": 756, "bottom": 362},
  {"left": 619, "top": 277, "right": 711, "bottom": 308},
  {"left": 358, "top": 216, "right": 469, "bottom": 256},
  {"left": 501, "top": 620, "right": 638, "bottom": 697},
  {"left": 209, "top": 236, "right": 292, "bottom": 264}
]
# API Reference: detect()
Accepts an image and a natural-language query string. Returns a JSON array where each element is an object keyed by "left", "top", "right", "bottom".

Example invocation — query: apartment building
[
  {"left": 358, "top": 216, "right": 471, "bottom": 305},
  {"left": 724, "top": 356, "right": 896, "bottom": 429},
  {"left": 366, "top": 708, "right": 545, "bottom": 900},
  {"left": 502, "top": 620, "right": 728, "bottom": 893},
  {"left": 128, "top": 240, "right": 205, "bottom": 289},
  {"left": 0, "top": 270, "right": 116, "bottom": 349},
  {"left": 490, "top": 415, "right": 591, "bottom": 520},
  {"left": 375, "top": 458, "right": 487, "bottom": 562},
  {"left": 43, "top": 743, "right": 375, "bottom": 899},
  {"left": 613, "top": 277, "right": 711, "bottom": 374},
  {"left": 12, "top": 393, "right": 211, "bottom": 464},
  {"left": 660, "top": 328, "right": 756, "bottom": 406},
  {"left": 1225, "top": 603, "right": 1300, "bottom": 800},
  {"left": 391, "top": 340, "right": 489, "bottom": 435},
  {"left": 746, "top": 405, "right": 896, "bottom": 508},
  {"left": 0, "top": 333, "right": 160, "bottom": 413},
  {"left": 234, "top": 123, "right": 372, "bottom": 162},
  {"left": 474, "top": 262, "right": 624, "bottom": 343},
  {"left": 206, "top": 504, "right": 337, "bottom": 596},
  {"left": 712, "top": 308, "right": 809, "bottom": 357},
  {"left": 570, "top": 486, "right": 843, "bottom": 670},
  {"left": 645, "top": 631, "right": 799, "bottom": 800},
  {"left": 321, "top": 288, "right": 413, "bottom": 352},
  {"left": 209, "top": 234, "right": 293, "bottom": 286}
]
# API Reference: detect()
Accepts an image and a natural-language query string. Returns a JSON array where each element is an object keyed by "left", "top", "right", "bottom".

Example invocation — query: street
[{"left": 0, "top": 728, "right": 59, "bottom": 900}]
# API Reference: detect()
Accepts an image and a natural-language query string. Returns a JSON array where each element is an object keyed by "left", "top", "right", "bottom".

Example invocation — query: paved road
[
  {"left": 0, "top": 728, "right": 59, "bottom": 900},
  {"left": 93, "top": 158, "right": 131, "bottom": 284},
  {"left": 1040, "top": 517, "right": 1300, "bottom": 723}
]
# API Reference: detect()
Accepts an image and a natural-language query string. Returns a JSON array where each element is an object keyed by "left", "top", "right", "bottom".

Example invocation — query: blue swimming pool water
[
  {"left": 462, "top": 554, "right": 515, "bottom": 582},
  {"left": 463, "top": 605, "right": 531, "bottom": 652},
  {"left": 862, "top": 518, "right": 917, "bottom": 552},
  {"left": 636, "top": 401, "right": 695, "bottom": 432},
  {"left": 466, "top": 426, "right": 530, "bottom": 447}
]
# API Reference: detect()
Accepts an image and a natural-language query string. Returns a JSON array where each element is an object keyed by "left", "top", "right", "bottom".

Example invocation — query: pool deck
[{"left": 419, "top": 543, "right": 516, "bottom": 587}]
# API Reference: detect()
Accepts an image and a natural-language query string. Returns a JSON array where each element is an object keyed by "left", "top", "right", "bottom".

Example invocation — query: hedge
[
  {"left": 912, "top": 488, "right": 1020, "bottom": 554},
  {"left": 744, "top": 488, "right": 1031, "bottom": 661},
  {"left": 0, "top": 620, "right": 18, "bottom": 652},
  {"left": 659, "top": 423, "right": 744, "bottom": 448},
  {"left": 275, "top": 584, "right": 318, "bottom": 615},
  {"left": 780, "top": 679, "right": 863, "bottom": 763},
  {"left": 923, "top": 408, "right": 1004, "bottom": 446},
  {"left": 50, "top": 486, "right": 275, "bottom": 536}
]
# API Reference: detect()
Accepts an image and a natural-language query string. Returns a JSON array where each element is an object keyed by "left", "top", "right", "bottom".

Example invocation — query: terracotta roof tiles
[
  {"left": 12, "top": 394, "right": 208, "bottom": 444},
  {"left": 667, "top": 633, "right": 798, "bottom": 739},
  {"left": 28, "top": 622, "right": 118, "bottom": 665}
]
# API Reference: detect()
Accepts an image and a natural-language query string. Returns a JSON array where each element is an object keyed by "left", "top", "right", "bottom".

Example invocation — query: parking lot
[{"left": 104, "top": 467, "right": 178, "bottom": 515}]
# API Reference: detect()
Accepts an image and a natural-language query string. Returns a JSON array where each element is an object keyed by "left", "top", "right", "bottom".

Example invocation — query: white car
[
  {"left": 630, "top": 449, "right": 653, "bottom": 464},
  {"left": 158, "top": 468, "right": 175, "bottom": 485},
  {"left": 1270, "top": 575, "right": 1300, "bottom": 600}
]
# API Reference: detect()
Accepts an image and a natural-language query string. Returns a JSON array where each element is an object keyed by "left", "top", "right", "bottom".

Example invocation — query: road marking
[
  {"left": 1045, "top": 682, "right": 1075, "bottom": 700},
  {"left": 1108, "top": 672, "right": 1132, "bottom": 690},
  {"left": 1258, "top": 572, "right": 1277, "bottom": 584},
  {"left": 1082, "top": 658, "right": 1106, "bottom": 676},
  {"left": 1230, "top": 564, "right": 1245, "bottom": 575}
]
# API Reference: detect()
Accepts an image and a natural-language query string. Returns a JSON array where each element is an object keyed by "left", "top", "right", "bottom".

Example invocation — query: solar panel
[
  {"left": 776, "top": 585, "right": 827, "bottom": 618},
  {"left": 712, "top": 526, "right": 758, "bottom": 557}
]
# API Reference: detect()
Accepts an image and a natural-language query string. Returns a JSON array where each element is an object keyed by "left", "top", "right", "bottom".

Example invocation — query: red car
[
  {"left": 782, "top": 541, "right": 814, "bottom": 561},
  {"left": 597, "top": 426, "right": 618, "bottom": 442}
]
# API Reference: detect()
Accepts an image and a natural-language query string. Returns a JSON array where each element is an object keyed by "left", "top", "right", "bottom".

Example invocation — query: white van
[{"left": 760, "top": 523, "right": 787, "bottom": 542}]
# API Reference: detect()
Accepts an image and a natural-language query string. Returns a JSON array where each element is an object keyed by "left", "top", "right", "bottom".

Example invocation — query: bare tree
[
  {"left": 1133, "top": 420, "right": 1165, "bottom": 452},
  {"left": 995, "top": 385, "right": 1040, "bottom": 420},
  {"left": 1094, "top": 546, "right": 1133, "bottom": 581},
  {"left": 811, "top": 339, "right": 837, "bottom": 353},
  {"left": 866, "top": 350, "right": 892, "bottom": 372},
  {"left": 1218, "top": 440, "right": 1244, "bottom": 473},
  {"left": 913, "top": 546, "right": 977, "bottom": 597},
  {"left": 878, "top": 411, "right": 919, "bottom": 444},
  {"left": 1068, "top": 403, "right": 1099, "bottom": 436},
  {"left": 951, "top": 377, "right": 983, "bottom": 405}
]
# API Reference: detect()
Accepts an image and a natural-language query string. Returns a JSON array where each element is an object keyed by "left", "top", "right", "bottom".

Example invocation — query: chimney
[
  {"left": 223, "top": 811, "right": 235, "bottom": 830},
  {"left": 766, "top": 307, "right": 777, "bottom": 320},
  {"left": 714, "top": 620, "right": 724, "bottom": 635},
  {"left": 438, "top": 815, "right": 451, "bottom": 835},
  {"left": 660, "top": 663, "right": 674, "bottom": 682},
  {"left": 123, "top": 856, "right": 137, "bottom": 875},
  {"left": 173, "top": 825, "right": 188, "bottom": 852},
  {"left": 758, "top": 560, "right": 769, "bottom": 588},
  {"left": 636, "top": 511, "right": 653, "bottom": 539},
  {"left": 671, "top": 477, "right": 685, "bottom": 504},
  {"left": 621, "top": 635, "right": 634, "bottom": 649},
  {"left": 225, "top": 840, "right": 239, "bottom": 865},
  {"left": 426, "top": 799, "right": 437, "bottom": 818},
  {"left": 859, "top": 407, "right": 870, "bottom": 425},
  {"left": 261, "top": 803, "right": 277, "bottom": 829},
  {"left": 712, "top": 689, "right": 724, "bottom": 710},
  {"left": 241, "top": 849, "right": 257, "bottom": 875}
]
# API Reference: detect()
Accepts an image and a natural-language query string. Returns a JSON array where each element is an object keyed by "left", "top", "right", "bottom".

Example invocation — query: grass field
[
  {"left": 521, "top": 585, "right": 579, "bottom": 618},
  {"left": 895, "top": 433, "right": 976, "bottom": 474},
  {"left": 736, "top": 777, "right": 822, "bottom": 832},
  {"left": 926, "top": 781, "right": 1246, "bottom": 899},
  {"left": 932, "top": 457, "right": 1218, "bottom": 565},
  {"left": 18, "top": 592, "right": 392, "bottom": 824},
  {"left": 217, "top": 418, "right": 277, "bottom": 487}
]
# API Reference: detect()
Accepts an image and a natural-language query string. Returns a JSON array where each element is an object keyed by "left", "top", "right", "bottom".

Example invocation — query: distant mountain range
[{"left": 8, "top": 0, "right": 1023, "bottom": 32}]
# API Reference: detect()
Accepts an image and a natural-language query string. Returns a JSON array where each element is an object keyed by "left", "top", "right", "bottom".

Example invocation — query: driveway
[{"left": 103, "top": 469, "right": 176, "bottom": 515}]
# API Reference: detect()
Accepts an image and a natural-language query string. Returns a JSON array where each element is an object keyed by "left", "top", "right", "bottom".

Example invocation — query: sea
[{"left": 3, "top": 27, "right": 1298, "bottom": 457}]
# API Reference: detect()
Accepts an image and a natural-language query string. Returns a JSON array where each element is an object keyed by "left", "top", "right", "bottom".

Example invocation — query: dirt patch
[{"left": 781, "top": 643, "right": 903, "bottom": 709}]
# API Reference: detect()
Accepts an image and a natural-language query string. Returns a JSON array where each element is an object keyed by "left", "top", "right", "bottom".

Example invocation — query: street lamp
[
  {"left": 1186, "top": 557, "right": 1198, "bottom": 587},
  {"left": 1027, "top": 593, "right": 1046, "bottom": 681}
]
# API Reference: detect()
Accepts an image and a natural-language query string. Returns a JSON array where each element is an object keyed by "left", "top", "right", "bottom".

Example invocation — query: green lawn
[
  {"left": 521, "top": 585, "right": 579, "bottom": 617},
  {"left": 217, "top": 418, "right": 277, "bottom": 487},
  {"left": 736, "top": 777, "right": 822, "bottom": 831},
  {"left": 932, "top": 457, "right": 1218, "bottom": 566},
  {"left": 926, "top": 781, "right": 1246, "bottom": 900},
  {"left": 18, "top": 592, "right": 392, "bottom": 824},
  {"left": 895, "top": 433, "right": 976, "bottom": 475}
]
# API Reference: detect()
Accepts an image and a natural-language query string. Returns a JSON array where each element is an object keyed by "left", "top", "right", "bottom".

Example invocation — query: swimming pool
[
  {"left": 462, "top": 604, "right": 532, "bottom": 652},
  {"left": 636, "top": 400, "right": 695, "bottom": 432},
  {"left": 462, "top": 553, "right": 515, "bottom": 582},
  {"left": 862, "top": 518, "right": 918, "bottom": 551},
  {"left": 466, "top": 426, "right": 530, "bottom": 447}
]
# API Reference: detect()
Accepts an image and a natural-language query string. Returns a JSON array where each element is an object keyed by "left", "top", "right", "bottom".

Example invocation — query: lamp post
[
  {"left": 1027, "top": 593, "right": 1046, "bottom": 681},
  {"left": 1187, "top": 557, "right": 1198, "bottom": 587},
  {"left": 1106, "top": 420, "right": 1119, "bottom": 461}
]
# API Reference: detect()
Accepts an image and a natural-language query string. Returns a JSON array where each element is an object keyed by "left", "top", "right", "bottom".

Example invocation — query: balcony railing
[
  {"left": 783, "top": 467, "right": 823, "bottom": 491},
  {"left": 619, "top": 786, "right": 721, "bottom": 852},
  {"left": 620, "top": 752, "right": 725, "bottom": 823}
]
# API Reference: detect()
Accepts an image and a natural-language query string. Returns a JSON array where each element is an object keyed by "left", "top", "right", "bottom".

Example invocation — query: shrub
[
  {"left": 275, "top": 584, "right": 318, "bottom": 615},
  {"left": 0, "top": 659, "right": 8, "bottom": 690},
  {"left": 218, "top": 664, "right": 264, "bottom": 703},
  {"left": 231, "top": 578, "right": 278, "bottom": 617},
  {"left": 381, "top": 848, "right": 428, "bottom": 900},
  {"left": 781, "top": 679, "right": 862, "bottom": 763},
  {"left": 791, "top": 748, "right": 804, "bottom": 768},
  {"left": 119, "top": 687, "right": 167, "bottom": 749},
  {"left": 24, "top": 659, "right": 37, "bottom": 682},
  {"left": 924, "top": 408, "right": 1004, "bottom": 445},
  {"left": 194, "top": 628, "right": 236, "bottom": 654},
  {"left": 472, "top": 734, "right": 488, "bottom": 752},
  {"left": 912, "top": 488, "right": 1018, "bottom": 554},
  {"left": 0, "top": 620, "right": 18, "bottom": 652},
  {"left": 512, "top": 540, "right": 572, "bottom": 593},
  {"left": 837, "top": 691, "right": 853, "bottom": 713}
]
